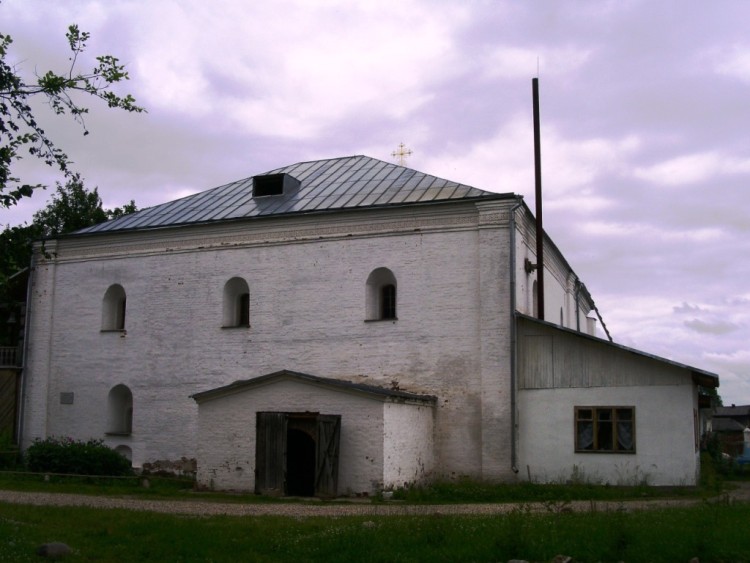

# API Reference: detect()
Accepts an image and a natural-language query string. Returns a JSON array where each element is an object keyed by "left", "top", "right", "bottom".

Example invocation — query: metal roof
[
  {"left": 77, "top": 155, "right": 512, "bottom": 235},
  {"left": 714, "top": 405, "right": 750, "bottom": 417},
  {"left": 191, "top": 369, "right": 438, "bottom": 404},
  {"left": 516, "top": 313, "right": 720, "bottom": 388}
]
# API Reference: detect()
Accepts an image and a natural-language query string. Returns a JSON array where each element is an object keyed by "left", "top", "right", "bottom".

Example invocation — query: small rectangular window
[{"left": 575, "top": 406, "right": 635, "bottom": 453}]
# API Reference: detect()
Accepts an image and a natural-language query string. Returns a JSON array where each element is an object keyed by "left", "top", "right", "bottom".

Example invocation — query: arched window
[
  {"left": 107, "top": 384, "right": 133, "bottom": 435},
  {"left": 223, "top": 277, "right": 250, "bottom": 327},
  {"left": 102, "top": 284, "right": 127, "bottom": 331},
  {"left": 114, "top": 445, "right": 132, "bottom": 463},
  {"left": 366, "top": 268, "right": 397, "bottom": 321}
]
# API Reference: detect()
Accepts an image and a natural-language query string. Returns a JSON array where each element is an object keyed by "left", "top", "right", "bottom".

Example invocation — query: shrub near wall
[{"left": 24, "top": 437, "right": 132, "bottom": 476}]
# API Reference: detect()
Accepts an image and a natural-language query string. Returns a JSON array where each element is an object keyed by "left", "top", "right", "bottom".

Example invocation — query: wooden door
[
  {"left": 315, "top": 415, "right": 341, "bottom": 497},
  {"left": 255, "top": 412, "right": 287, "bottom": 495}
]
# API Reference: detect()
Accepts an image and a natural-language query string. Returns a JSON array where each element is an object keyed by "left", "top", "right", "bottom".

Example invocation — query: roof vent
[{"left": 252, "top": 173, "right": 300, "bottom": 197}]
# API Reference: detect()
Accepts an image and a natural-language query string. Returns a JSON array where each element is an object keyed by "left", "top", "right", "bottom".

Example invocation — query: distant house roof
[
  {"left": 76, "top": 155, "right": 513, "bottom": 235},
  {"left": 712, "top": 417, "right": 747, "bottom": 432},
  {"left": 714, "top": 405, "right": 750, "bottom": 418},
  {"left": 191, "top": 369, "right": 438, "bottom": 405}
]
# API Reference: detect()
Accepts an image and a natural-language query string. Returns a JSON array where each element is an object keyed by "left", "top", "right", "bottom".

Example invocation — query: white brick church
[{"left": 19, "top": 155, "right": 718, "bottom": 494}]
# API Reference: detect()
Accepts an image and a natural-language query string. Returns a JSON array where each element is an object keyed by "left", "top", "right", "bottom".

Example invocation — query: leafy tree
[
  {"left": 32, "top": 173, "right": 122, "bottom": 238},
  {"left": 0, "top": 176, "right": 136, "bottom": 338},
  {"left": 0, "top": 176, "right": 136, "bottom": 344},
  {"left": 0, "top": 174, "right": 136, "bottom": 271},
  {"left": 1, "top": 21, "right": 144, "bottom": 207},
  {"left": 703, "top": 386, "right": 723, "bottom": 408}
]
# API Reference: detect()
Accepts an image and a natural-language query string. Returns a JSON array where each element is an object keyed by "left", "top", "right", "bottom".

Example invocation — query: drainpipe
[
  {"left": 16, "top": 251, "right": 36, "bottom": 448},
  {"left": 573, "top": 276, "right": 581, "bottom": 332},
  {"left": 508, "top": 198, "right": 523, "bottom": 474}
]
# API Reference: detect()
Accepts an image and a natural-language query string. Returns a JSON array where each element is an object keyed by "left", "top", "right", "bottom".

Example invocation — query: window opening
[
  {"left": 381, "top": 284, "right": 396, "bottom": 319},
  {"left": 107, "top": 384, "right": 133, "bottom": 435},
  {"left": 238, "top": 293, "right": 250, "bottom": 327},
  {"left": 119, "top": 297, "right": 127, "bottom": 329},
  {"left": 365, "top": 267, "right": 398, "bottom": 321},
  {"left": 114, "top": 445, "right": 132, "bottom": 463},
  {"left": 102, "top": 284, "right": 127, "bottom": 331},
  {"left": 223, "top": 278, "right": 250, "bottom": 327},
  {"left": 575, "top": 406, "right": 634, "bottom": 453}
]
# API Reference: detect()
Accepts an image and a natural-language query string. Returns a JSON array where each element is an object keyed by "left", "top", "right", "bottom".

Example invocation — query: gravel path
[{"left": 2, "top": 486, "right": 747, "bottom": 518}]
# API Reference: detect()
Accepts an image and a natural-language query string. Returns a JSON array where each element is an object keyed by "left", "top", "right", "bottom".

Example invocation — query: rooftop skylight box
[{"left": 252, "top": 173, "right": 301, "bottom": 197}]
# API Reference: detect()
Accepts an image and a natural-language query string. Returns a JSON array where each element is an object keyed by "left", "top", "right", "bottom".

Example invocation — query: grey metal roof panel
[
  {"left": 191, "top": 369, "right": 438, "bottom": 404},
  {"left": 75, "top": 155, "right": 513, "bottom": 235},
  {"left": 715, "top": 406, "right": 750, "bottom": 417},
  {"left": 712, "top": 418, "right": 746, "bottom": 432}
]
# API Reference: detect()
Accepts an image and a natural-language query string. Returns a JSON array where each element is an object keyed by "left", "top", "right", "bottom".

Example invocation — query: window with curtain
[{"left": 575, "top": 406, "right": 634, "bottom": 453}]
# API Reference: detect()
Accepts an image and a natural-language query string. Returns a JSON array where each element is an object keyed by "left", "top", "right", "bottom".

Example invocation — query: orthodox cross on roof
[{"left": 391, "top": 142, "right": 413, "bottom": 166}]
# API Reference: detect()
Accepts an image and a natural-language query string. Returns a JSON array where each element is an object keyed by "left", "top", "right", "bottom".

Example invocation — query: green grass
[
  {"left": 1, "top": 500, "right": 749, "bottom": 562},
  {"left": 388, "top": 478, "right": 706, "bottom": 504}
]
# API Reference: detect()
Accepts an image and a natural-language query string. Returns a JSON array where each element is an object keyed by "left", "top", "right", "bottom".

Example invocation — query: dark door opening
[
  {"left": 256, "top": 412, "right": 341, "bottom": 497},
  {"left": 286, "top": 428, "right": 315, "bottom": 496}
]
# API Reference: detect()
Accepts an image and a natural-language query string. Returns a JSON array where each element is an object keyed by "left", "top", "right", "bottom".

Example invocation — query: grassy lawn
[
  {"left": 0, "top": 462, "right": 746, "bottom": 561},
  {"left": 2, "top": 499, "right": 750, "bottom": 562}
]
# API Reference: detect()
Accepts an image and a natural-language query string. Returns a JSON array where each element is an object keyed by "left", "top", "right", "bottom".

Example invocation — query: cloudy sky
[{"left": 3, "top": 1, "right": 749, "bottom": 404}]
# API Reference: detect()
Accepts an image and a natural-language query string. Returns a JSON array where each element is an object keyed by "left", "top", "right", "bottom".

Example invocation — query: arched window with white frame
[
  {"left": 365, "top": 267, "right": 398, "bottom": 321},
  {"left": 102, "top": 284, "right": 127, "bottom": 331},
  {"left": 223, "top": 277, "right": 250, "bottom": 327}
]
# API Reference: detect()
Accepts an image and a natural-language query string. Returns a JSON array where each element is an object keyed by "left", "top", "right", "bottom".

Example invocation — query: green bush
[{"left": 24, "top": 437, "right": 132, "bottom": 476}]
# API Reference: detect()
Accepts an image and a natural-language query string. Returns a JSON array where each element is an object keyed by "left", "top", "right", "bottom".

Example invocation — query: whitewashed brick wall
[
  {"left": 518, "top": 384, "right": 700, "bottom": 486},
  {"left": 21, "top": 200, "right": 583, "bottom": 483},
  {"left": 196, "top": 379, "right": 396, "bottom": 494},
  {"left": 383, "top": 401, "right": 435, "bottom": 488}
]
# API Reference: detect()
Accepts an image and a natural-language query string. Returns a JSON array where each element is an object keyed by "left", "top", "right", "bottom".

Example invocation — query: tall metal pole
[{"left": 532, "top": 78, "right": 545, "bottom": 321}]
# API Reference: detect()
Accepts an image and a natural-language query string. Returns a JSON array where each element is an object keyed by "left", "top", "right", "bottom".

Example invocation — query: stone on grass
[{"left": 36, "top": 542, "right": 71, "bottom": 559}]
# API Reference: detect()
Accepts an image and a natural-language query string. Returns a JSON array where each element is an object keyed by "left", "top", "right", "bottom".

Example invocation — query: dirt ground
[{"left": 1, "top": 482, "right": 748, "bottom": 518}]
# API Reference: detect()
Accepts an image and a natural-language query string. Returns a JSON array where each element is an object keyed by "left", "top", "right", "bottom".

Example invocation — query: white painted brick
[{"left": 21, "top": 201, "right": 586, "bottom": 485}]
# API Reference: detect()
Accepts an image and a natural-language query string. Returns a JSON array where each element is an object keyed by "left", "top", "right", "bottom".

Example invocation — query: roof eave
[
  {"left": 64, "top": 193, "right": 516, "bottom": 238},
  {"left": 191, "top": 369, "right": 438, "bottom": 405}
]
